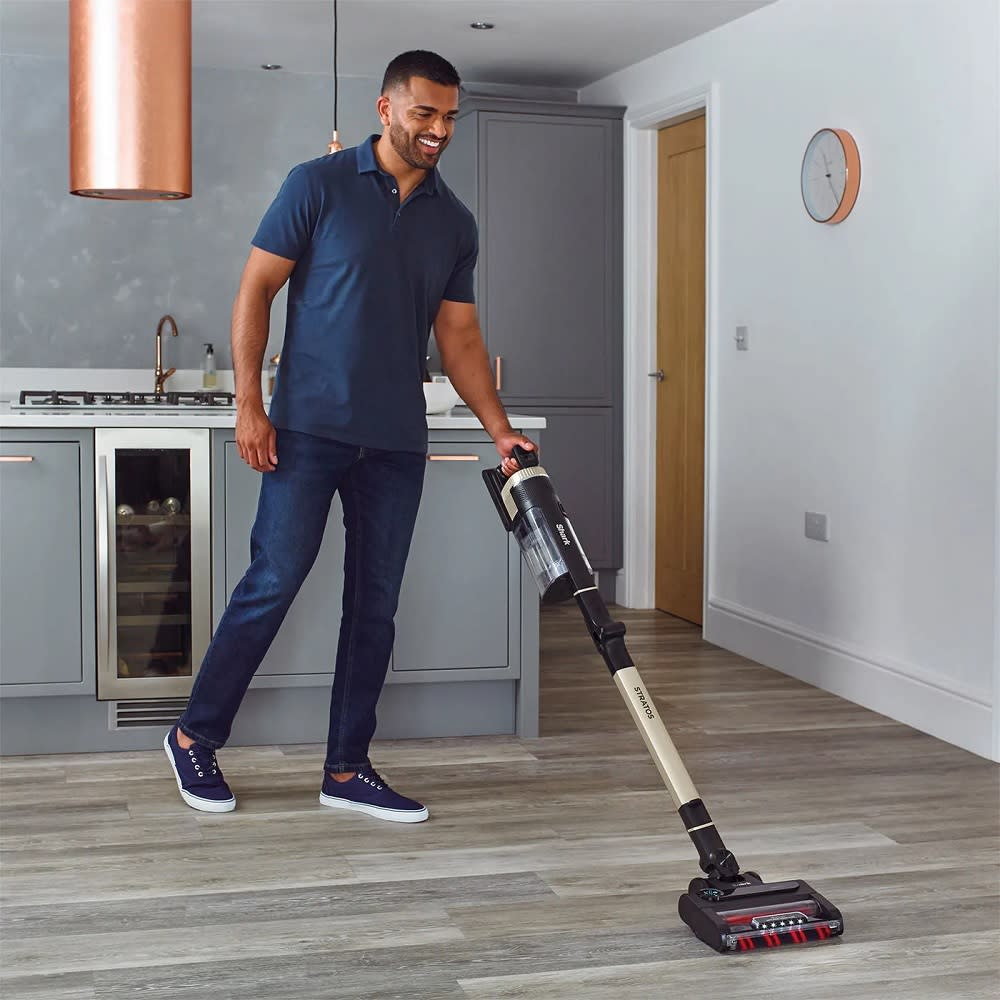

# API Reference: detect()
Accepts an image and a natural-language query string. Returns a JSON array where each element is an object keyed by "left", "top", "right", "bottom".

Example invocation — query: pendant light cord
[
  {"left": 326, "top": 0, "right": 343, "bottom": 151},
  {"left": 333, "top": 0, "right": 338, "bottom": 134}
]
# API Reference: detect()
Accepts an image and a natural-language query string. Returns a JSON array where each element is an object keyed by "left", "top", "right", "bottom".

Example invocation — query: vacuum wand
[{"left": 483, "top": 446, "right": 844, "bottom": 952}]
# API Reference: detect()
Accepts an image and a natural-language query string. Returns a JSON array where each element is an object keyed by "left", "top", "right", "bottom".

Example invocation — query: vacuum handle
[{"left": 511, "top": 444, "right": 538, "bottom": 469}]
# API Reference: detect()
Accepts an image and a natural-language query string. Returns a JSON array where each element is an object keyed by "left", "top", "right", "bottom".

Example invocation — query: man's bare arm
[
  {"left": 232, "top": 246, "right": 295, "bottom": 472},
  {"left": 433, "top": 299, "right": 536, "bottom": 477}
]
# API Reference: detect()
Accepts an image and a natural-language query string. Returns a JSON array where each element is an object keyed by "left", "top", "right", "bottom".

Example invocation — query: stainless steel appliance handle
[
  {"left": 0, "top": 455, "right": 34, "bottom": 462},
  {"left": 97, "top": 456, "right": 112, "bottom": 679}
]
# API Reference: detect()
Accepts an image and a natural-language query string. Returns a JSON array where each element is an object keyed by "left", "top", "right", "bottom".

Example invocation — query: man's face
[{"left": 380, "top": 77, "right": 459, "bottom": 170}]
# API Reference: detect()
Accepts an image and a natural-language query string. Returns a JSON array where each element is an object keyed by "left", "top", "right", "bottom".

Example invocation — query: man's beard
[{"left": 389, "top": 121, "right": 446, "bottom": 170}]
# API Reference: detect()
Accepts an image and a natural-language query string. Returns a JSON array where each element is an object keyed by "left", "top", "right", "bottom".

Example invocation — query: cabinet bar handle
[
  {"left": 97, "top": 456, "right": 112, "bottom": 682},
  {"left": 495, "top": 355, "right": 503, "bottom": 391},
  {"left": 427, "top": 454, "right": 480, "bottom": 462},
  {"left": 0, "top": 455, "right": 34, "bottom": 462}
]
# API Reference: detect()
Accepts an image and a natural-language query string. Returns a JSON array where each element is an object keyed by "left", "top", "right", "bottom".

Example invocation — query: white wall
[{"left": 582, "top": 0, "right": 1000, "bottom": 760}]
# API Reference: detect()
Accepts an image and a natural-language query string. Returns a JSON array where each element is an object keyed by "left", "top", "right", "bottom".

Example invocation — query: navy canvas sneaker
[
  {"left": 162, "top": 726, "right": 236, "bottom": 813},
  {"left": 319, "top": 766, "right": 428, "bottom": 823}
]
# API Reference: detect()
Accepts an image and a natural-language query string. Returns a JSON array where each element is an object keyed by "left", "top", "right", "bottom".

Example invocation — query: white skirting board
[{"left": 705, "top": 598, "right": 996, "bottom": 762}]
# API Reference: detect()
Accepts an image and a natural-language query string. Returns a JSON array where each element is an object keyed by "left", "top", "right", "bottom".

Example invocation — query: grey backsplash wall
[{"left": 0, "top": 54, "right": 384, "bottom": 369}]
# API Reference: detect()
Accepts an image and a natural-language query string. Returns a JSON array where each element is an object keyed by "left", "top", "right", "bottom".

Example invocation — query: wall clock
[{"left": 800, "top": 128, "right": 861, "bottom": 224}]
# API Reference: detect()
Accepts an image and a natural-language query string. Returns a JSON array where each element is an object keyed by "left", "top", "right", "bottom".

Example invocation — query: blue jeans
[{"left": 178, "top": 428, "right": 426, "bottom": 772}]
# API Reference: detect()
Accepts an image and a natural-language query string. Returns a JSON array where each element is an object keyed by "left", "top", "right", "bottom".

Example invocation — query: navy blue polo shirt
[{"left": 251, "top": 135, "right": 478, "bottom": 453}]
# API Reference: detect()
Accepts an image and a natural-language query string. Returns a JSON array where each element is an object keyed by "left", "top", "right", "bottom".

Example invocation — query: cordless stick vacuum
[{"left": 484, "top": 447, "right": 844, "bottom": 953}]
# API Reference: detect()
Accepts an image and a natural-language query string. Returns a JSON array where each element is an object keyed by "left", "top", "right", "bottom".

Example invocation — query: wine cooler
[{"left": 95, "top": 428, "right": 211, "bottom": 700}]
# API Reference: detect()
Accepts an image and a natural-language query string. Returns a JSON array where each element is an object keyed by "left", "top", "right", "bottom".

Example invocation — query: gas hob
[{"left": 13, "top": 390, "right": 236, "bottom": 411}]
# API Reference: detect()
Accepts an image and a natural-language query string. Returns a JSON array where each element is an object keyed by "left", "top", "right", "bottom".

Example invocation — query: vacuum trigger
[{"left": 511, "top": 444, "right": 538, "bottom": 469}]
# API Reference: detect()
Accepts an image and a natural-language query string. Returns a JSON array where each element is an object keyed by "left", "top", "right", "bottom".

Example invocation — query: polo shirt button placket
[{"left": 390, "top": 183, "right": 401, "bottom": 228}]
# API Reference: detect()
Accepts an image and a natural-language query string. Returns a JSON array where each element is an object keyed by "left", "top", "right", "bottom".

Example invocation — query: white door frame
[{"left": 618, "top": 83, "right": 720, "bottom": 616}]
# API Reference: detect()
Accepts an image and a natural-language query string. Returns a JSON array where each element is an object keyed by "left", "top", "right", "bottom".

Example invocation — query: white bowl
[{"left": 424, "top": 379, "right": 461, "bottom": 415}]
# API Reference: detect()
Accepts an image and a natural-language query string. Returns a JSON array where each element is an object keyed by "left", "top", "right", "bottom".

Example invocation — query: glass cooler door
[{"left": 96, "top": 428, "right": 211, "bottom": 700}]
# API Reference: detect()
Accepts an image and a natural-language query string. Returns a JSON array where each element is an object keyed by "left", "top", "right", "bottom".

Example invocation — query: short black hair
[{"left": 382, "top": 50, "right": 461, "bottom": 94}]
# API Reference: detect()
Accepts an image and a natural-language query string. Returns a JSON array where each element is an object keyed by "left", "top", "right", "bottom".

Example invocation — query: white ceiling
[{"left": 1, "top": 0, "right": 774, "bottom": 89}]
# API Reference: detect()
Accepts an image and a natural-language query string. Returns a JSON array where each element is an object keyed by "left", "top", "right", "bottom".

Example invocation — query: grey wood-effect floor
[{"left": 2, "top": 606, "right": 998, "bottom": 1000}]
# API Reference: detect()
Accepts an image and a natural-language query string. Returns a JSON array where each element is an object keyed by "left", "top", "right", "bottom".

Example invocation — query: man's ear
[{"left": 376, "top": 94, "right": 391, "bottom": 127}]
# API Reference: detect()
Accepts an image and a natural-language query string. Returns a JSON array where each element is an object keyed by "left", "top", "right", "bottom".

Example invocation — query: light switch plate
[
  {"left": 805, "top": 511, "right": 829, "bottom": 542},
  {"left": 735, "top": 325, "right": 749, "bottom": 351}
]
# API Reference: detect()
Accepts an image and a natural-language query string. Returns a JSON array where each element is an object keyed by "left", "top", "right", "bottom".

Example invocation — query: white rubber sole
[
  {"left": 163, "top": 732, "right": 236, "bottom": 813},
  {"left": 319, "top": 791, "right": 429, "bottom": 823}
]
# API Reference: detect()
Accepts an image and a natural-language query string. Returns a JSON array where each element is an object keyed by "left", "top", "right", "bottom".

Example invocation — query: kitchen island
[{"left": 0, "top": 384, "right": 544, "bottom": 756}]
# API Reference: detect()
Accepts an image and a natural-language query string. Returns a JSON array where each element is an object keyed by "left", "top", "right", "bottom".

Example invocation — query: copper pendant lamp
[
  {"left": 327, "top": 0, "right": 343, "bottom": 154},
  {"left": 69, "top": 0, "right": 192, "bottom": 200}
]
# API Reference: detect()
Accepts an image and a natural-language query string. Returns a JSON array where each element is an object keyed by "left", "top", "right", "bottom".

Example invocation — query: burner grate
[
  {"left": 16, "top": 389, "right": 236, "bottom": 408},
  {"left": 19, "top": 390, "right": 93, "bottom": 406}
]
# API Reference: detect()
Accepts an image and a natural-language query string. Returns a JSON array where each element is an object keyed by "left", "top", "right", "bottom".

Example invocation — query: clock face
[{"left": 801, "top": 128, "right": 860, "bottom": 223}]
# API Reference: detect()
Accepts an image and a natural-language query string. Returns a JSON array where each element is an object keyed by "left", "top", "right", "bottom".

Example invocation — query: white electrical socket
[{"left": 805, "top": 512, "right": 829, "bottom": 542}]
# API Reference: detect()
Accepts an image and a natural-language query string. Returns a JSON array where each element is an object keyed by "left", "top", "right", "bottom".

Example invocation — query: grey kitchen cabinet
[
  {"left": 0, "top": 429, "right": 96, "bottom": 695},
  {"left": 511, "top": 407, "right": 620, "bottom": 570},
  {"left": 438, "top": 97, "right": 624, "bottom": 568},
  {"left": 392, "top": 441, "right": 515, "bottom": 676},
  {"left": 442, "top": 101, "right": 624, "bottom": 406},
  {"left": 212, "top": 430, "right": 525, "bottom": 686},
  {"left": 0, "top": 421, "right": 540, "bottom": 755},
  {"left": 213, "top": 434, "right": 345, "bottom": 682}
]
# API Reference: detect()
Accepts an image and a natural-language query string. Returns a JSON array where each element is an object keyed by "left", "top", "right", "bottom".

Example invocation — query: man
[{"left": 163, "top": 51, "right": 535, "bottom": 823}]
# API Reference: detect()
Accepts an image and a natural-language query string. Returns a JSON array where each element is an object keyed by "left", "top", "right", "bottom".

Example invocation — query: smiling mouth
[{"left": 418, "top": 137, "right": 443, "bottom": 152}]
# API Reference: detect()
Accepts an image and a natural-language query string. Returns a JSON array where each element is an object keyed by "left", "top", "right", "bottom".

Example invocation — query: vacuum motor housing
[{"left": 483, "top": 447, "right": 594, "bottom": 603}]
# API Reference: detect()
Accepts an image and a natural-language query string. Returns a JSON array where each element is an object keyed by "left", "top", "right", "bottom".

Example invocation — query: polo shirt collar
[{"left": 357, "top": 134, "right": 440, "bottom": 195}]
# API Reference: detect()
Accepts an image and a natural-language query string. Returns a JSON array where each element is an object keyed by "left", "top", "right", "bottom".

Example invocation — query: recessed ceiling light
[
  {"left": 261, "top": 63, "right": 283, "bottom": 70},
  {"left": 470, "top": 22, "right": 495, "bottom": 30}
]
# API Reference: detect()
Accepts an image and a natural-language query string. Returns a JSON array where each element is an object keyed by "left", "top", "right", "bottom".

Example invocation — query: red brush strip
[{"left": 730, "top": 926, "right": 829, "bottom": 950}]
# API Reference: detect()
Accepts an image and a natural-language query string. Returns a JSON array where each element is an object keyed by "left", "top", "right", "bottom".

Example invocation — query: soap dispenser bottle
[{"left": 202, "top": 343, "right": 217, "bottom": 389}]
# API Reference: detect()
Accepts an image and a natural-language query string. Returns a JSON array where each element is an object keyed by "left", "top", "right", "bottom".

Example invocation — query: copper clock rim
[{"left": 800, "top": 127, "right": 861, "bottom": 225}]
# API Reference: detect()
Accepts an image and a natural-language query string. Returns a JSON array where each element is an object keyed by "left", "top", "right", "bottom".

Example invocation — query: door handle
[
  {"left": 648, "top": 369, "right": 665, "bottom": 382},
  {"left": 427, "top": 454, "right": 480, "bottom": 462},
  {"left": 495, "top": 356, "right": 503, "bottom": 392},
  {"left": 0, "top": 455, "right": 34, "bottom": 462}
]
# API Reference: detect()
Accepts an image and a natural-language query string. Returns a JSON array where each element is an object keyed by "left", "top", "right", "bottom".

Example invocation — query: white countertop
[
  {"left": 0, "top": 400, "right": 544, "bottom": 431},
  {"left": 0, "top": 369, "right": 544, "bottom": 432}
]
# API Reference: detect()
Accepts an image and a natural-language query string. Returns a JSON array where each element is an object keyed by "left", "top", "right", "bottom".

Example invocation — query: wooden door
[{"left": 655, "top": 116, "right": 706, "bottom": 624}]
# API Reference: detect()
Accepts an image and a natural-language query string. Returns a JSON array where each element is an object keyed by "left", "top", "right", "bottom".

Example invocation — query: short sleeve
[
  {"left": 441, "top": 219, "right": 478, "bottom": 303},
  {"left": 251, "top": 164, "right": 320, "bottom": 262}
]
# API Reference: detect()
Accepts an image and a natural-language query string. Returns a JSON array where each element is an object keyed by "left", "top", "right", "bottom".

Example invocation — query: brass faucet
[{"left": 154, "top": 315, "right": 179, "bottom": 394}]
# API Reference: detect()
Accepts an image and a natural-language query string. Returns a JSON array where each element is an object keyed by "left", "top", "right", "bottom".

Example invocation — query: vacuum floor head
[{"left": 679, "top": 878, "right": 844, "bottom": 952}]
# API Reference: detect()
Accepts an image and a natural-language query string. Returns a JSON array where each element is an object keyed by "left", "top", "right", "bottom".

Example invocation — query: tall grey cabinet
[{"left": 439, "top": 97, "right": 625, "bottom": 580}]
